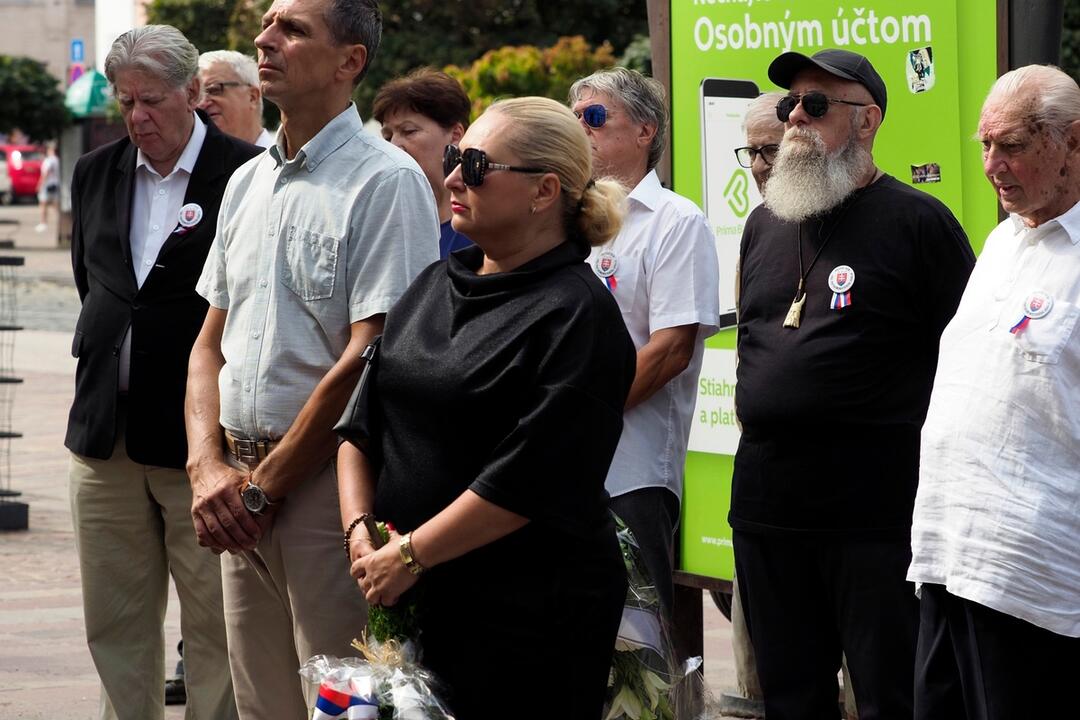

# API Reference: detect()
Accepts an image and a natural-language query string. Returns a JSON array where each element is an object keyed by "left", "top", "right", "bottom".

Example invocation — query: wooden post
[{"left": 646, "top": 0, "right": 673, "bottom": 187}]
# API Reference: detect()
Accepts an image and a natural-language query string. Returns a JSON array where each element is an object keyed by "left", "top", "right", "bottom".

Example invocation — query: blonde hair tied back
[{"left": 488, "top": 96, "right": 626, "bottom": 247}]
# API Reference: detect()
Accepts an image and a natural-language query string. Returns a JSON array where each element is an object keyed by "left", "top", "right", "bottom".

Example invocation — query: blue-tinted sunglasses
[{"left": 574, "top": 104, "right": 609, "bottom": 129}]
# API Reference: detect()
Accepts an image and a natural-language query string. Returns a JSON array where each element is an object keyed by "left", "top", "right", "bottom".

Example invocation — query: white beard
[{"left": 764, "top": 125, "right": 873, "bottom": 223}]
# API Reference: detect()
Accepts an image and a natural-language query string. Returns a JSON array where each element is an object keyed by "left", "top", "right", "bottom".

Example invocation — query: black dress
[{"left": 372, "top": 240, "right": 635, "bottom": 719}]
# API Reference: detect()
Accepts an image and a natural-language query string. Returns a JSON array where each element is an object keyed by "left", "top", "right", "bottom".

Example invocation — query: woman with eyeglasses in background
[
  {"left": 336, "top": 97, "right": 636, "bottom": 718},
  {"left": 373, "top": 68, "right": 474, "bottom": 258}
]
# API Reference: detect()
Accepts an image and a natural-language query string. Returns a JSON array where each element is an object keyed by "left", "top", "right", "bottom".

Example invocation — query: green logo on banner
[{"left": 724, "top": 169, "right": 751, "bottom": 218}]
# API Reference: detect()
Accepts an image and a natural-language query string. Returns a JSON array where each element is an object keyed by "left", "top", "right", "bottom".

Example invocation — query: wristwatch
[
  {"left": 398, "top": 531, "right": 426, "bottom": 575},
  {"left": 241, "top": 481, "right": 278, "bottom": 515}
]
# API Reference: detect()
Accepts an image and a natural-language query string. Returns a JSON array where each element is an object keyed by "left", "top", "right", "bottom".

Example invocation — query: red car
[{"left": 0, "top": 144, "right": 44, "bottom": 203}]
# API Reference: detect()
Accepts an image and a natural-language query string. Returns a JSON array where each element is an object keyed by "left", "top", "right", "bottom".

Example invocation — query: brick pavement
[{"left": 0, "top": 201, "right": 740, "bottom": 718}]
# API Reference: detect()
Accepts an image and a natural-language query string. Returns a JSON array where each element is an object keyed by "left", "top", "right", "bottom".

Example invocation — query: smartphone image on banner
[{"left": 700, "top": 78, "right": 761, "bottom": 330}]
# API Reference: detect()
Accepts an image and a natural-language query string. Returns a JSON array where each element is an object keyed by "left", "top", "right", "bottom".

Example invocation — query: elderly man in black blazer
[{"left": 66, "top": 24, "right": 260, "bottom": 720}]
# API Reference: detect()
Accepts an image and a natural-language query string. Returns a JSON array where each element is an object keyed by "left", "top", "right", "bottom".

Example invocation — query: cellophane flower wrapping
[
  {"left": 302, "top": 523, "right": 453, "bottom": 720},
  {"left": 604, "top": 513, "right": 703, "bottom": 720},
  {"left": 300, "top": 641, "right": 455, "bottom": 720}
]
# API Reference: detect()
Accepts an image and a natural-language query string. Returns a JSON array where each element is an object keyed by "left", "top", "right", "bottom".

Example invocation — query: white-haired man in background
[{"left": 198, "top": 50, "right": 274, "bottom": 148}]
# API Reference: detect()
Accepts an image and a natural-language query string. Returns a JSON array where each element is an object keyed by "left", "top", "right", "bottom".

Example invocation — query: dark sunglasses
[
  {"left": 573, "top": 104, "right": 609, "bottom": 129},
  {"left": 443, "top": 145, "right": 545, "bottom": 187},
  {"left": 734, "top": 144, "right": 780, "bottom": 169},
  {"left": 776, "top": 92, "right": 869, "bottom": 123}
]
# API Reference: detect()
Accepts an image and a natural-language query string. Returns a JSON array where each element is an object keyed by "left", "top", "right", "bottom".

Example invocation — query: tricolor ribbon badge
[
  {"left": 312, "top": 679, "right": 378, "bottom": 720},
  {"left": 1011, "top": 291, "right": 1053, "bottom": 335},
  {"left": 172, "top": 202, "right": 204, "bottom": 237},
  {"left": 595, "top": 250, "right": 618, "bottom": 292},
  {"left": 827, "top": 265, "right": 855, "bottom": 311}
]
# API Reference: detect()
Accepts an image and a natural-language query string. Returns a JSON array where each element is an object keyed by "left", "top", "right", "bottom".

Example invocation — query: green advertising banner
[{"left": 672, "top": 0, "right": 1000, "bottom": 580}]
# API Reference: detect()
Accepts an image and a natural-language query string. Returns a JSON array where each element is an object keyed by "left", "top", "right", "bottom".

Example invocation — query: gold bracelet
[
  {"left": 343, "top": 513, "right": 371, "bottom": 560},
  {"left": 398, "top": 531, "right": 426, "bottom": 575}
]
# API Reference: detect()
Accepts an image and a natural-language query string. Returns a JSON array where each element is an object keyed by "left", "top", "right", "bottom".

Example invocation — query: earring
[{"left": 530, "top": 205, "right": 536, "bottom": 215}]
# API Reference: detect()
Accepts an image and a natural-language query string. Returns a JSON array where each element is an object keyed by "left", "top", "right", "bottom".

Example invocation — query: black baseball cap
[{"left": 768, "top": 49, "right": 887, "bottom": 119}]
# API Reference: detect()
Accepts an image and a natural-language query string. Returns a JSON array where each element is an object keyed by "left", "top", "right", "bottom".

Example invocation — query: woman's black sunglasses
[
  {"left": 443, "top": 145, "right": 545, "bottom": 187},
  {"left": 775, "top": 92, "right": 869, "bottom": 123},
  {"left": 734, "top": 144, "right": 780, "bottom": 169}
]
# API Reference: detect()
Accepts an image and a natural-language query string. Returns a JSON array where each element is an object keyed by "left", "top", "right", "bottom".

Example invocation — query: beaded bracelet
[{"left": 343, "top": 513, "right": 372, "bottom": 561}]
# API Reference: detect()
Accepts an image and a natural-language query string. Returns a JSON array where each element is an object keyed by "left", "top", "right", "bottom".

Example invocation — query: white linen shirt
[
  {"left": 119, "top": 113, "right": 207, "bottom": 391},
  {"left": 587, "top": 170, "right": 720, "bottom": 499},
  {"left": 197, "top": 104, "right": 439, "bottom": 439},
  {"left": 908, "top": 202, "right": 1080, "bottom": 637}
]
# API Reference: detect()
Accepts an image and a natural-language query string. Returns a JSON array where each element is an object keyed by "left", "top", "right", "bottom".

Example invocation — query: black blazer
[{"left": 66, "top": 114, "right": 262, "bottom": 468}]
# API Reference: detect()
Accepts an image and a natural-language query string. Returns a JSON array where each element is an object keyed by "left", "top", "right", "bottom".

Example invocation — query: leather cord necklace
[{"left": 783, "top": 205, "right": 853, "bottom": 329}]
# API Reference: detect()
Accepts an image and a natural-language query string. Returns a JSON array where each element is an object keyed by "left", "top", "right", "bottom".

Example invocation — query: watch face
[{"left": 241, "top": 484, "right": 267, "bottom": 514}]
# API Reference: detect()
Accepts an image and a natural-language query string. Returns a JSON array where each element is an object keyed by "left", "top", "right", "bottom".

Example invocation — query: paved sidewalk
[{"left": 0, "top": 201, "right": 741, "bottom": 718}]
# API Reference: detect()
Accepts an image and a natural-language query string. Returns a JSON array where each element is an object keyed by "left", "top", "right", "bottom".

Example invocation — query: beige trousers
[
  {"left": 221, "top": 460, "right": 368, "bottom": 720},
  {"left": 69, "top": 428, "right": 237, "bottom": 720}
]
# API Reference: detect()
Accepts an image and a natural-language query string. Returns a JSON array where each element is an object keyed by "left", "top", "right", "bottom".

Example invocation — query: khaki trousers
[
  {"left": 221, "top": 460, "right": 368, "bottom": 720},
  {"left": 69, "top": 425, "right": 237, "bottom": 720}
]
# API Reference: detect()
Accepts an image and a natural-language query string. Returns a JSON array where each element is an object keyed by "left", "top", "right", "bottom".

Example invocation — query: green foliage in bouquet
[
  {"left": 366, "top": 522, "right": 421, "bottom": 644},
  {"left": 607, "top": 649, "right": 673, "bottom": 720}
]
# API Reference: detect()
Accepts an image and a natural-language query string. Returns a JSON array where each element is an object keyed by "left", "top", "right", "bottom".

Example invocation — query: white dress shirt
[
  {"left": 118, "top": 113, "right": 207, "bottom": 392},
  {"left": 908, "top": 200, "right": 1080, "bottom": 637},
  {"left": 587, "top": 170, "right": 721, "bottom": 500},
  {"left": 255, "top": 127, "right": 275, "bottom": 149}
]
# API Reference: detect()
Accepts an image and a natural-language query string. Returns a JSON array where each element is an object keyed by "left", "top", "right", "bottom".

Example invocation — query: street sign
[
  {"left": 68, "top": 64, "right": 85, "bottom": 86},
  {"left": 70, "top": 39, "right": 85, "bottom": 64}
]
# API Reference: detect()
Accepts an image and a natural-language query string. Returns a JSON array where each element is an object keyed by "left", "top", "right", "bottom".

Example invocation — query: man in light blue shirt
[{"left": 185, "top": 1, "right": 439, "bottom": 716}]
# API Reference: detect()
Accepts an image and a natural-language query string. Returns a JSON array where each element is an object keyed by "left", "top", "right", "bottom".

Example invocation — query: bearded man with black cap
[{"left": 731, "top": 49, "right": 975, "bottom": 719}]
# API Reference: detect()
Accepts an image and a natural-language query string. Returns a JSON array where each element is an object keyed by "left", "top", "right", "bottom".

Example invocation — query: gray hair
[
  {"left": 984, "top": 64, "right": 1080, "bottom": 144},
  {"left": 743, "top": 92, "right": 785, "bottom": 137},
  {"left": 199, "top": 50, "right": 262, "bottom": 112},
  {"left": 105, "top": 25, "right": 199, "bottom": 90},
  {"left": 569, "top": 67, "right": 668, "bottom": 171},
  {"left": 325, "top": 0, "right": 382, "bottom": 86},
  {"left": 199, "top": 50, "right": 259, "bottom": 87}
]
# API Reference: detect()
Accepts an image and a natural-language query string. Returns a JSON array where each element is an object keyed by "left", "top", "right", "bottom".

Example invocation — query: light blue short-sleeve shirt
[{"left": 197, "top": 104, "right": 439, "bottom": 439}]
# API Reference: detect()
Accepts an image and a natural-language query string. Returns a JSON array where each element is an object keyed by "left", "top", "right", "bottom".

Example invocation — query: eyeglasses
[
  {"left": 443, "top": 145, "right": 546, "bottom": 187},
  {"left": 573, "top": 104, "right": 610, "bottom": 129},
  {"left": 204, "top": 81, "right": 245, "bottom": 97},
  {"left": 775, "top": 92, "right": 869, "bottom": 122},
  {"left": 734, "top": 144, "right": 780, "bottom": 169}
]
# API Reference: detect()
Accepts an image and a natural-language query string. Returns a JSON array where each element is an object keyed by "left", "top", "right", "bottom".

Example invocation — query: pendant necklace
[{"left": 783, "top": 207, "right": 851, "bottom": 329}]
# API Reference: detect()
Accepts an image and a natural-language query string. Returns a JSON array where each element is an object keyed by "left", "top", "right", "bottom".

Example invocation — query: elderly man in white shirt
[
  {"left": 197, "top": 50, "right": 275, "bottom": 148},
  {"left": 570, "top": 67, "right": 720, "bottom": 619},
  {"left": 908, "top": 64, "right": 1080, "bottom": 720}
]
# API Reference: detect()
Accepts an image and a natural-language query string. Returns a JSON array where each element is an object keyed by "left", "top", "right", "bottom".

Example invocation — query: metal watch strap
[{"left": 398, "top": 531, "right": 426, "bottom": 575}]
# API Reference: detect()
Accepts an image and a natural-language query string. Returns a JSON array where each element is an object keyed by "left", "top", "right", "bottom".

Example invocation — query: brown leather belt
[{"left": 224, "top": 431, "right": 280, "bottom": 468}]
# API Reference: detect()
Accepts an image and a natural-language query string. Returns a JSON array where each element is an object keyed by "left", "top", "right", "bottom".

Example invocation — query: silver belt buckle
[{"left": 233, "top": 438, "right": 260, "bottom": 466}]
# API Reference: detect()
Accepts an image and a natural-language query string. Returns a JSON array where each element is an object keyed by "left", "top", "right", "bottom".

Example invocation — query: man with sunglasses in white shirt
[
  {"left": 732, "top": 49, "right": 974, "bottom": 719},
  {"left": 569, "top": 67, "right": 720, "bottom": 623}
]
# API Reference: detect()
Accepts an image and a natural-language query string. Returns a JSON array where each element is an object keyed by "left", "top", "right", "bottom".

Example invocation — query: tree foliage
[
  {"left": 446, "top": 36, "right": 615, "bottom": 119},
  {"left": 0, "top": 56, "right": 70, "bottom": 141},
  {"left": 145, "top": 0, "right": 236, "bottom": 55},
  {"left": 148, "top": 0, "right": 647, "bottom": 116},
  {"left": 1063, "top": 0, "right": 1080, "bottom": 82}
]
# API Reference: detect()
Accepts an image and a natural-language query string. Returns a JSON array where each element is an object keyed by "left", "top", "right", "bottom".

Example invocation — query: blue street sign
[{"left": 70, "top": 39, "right": 84, "bottom": 63}]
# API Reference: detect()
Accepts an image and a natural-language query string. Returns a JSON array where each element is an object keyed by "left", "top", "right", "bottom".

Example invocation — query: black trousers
[
  {"left": 611, "top": 486, "right": 679, "bottom": 621},
  {"left": 915, "top": 583, "right": 1080, "bottom": 720},
  {"left": 733, "top": 530, "right": 919, "bottom": 720}
]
